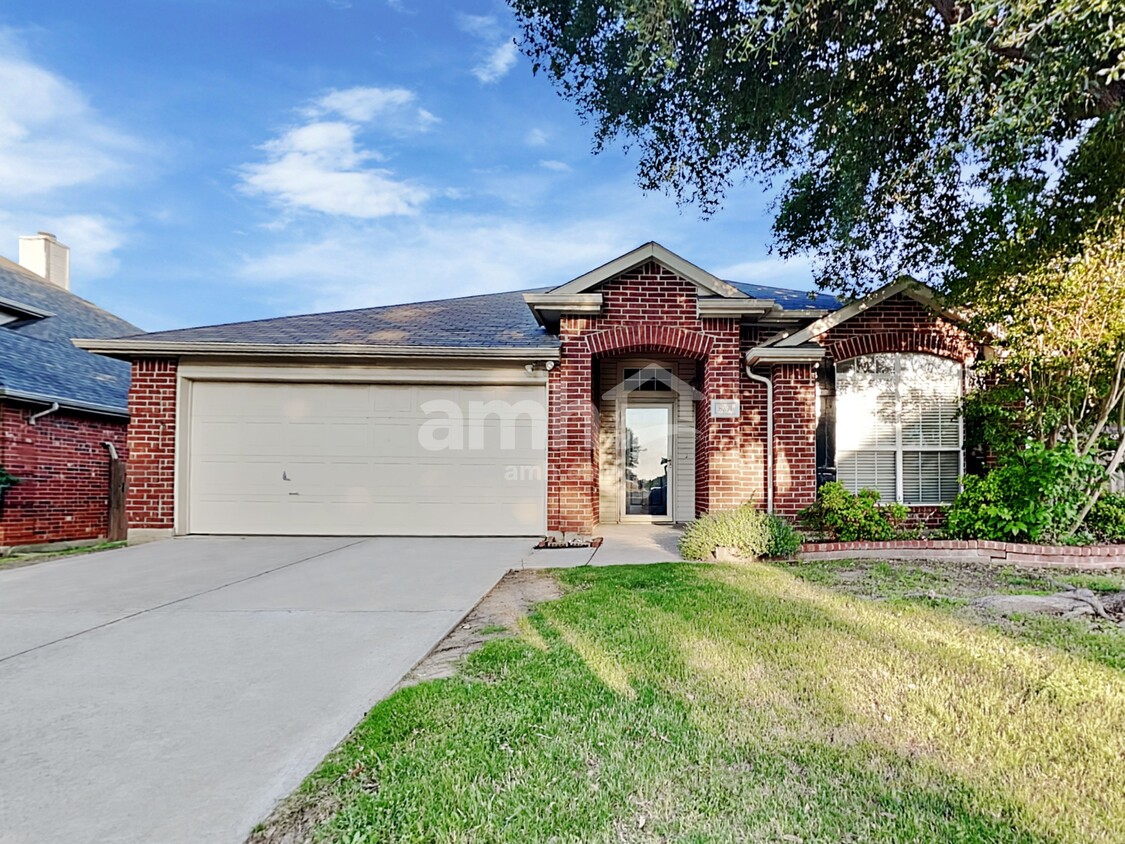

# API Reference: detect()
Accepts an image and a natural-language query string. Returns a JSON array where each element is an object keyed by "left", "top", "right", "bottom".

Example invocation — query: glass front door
[{"left": 623, "top": 402, "right": 673, "bottom": 519}]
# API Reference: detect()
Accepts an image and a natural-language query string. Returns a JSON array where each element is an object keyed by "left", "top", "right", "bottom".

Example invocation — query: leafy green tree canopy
[{"left": 512, "top": 0, "right": 1125, "bottom": 297}]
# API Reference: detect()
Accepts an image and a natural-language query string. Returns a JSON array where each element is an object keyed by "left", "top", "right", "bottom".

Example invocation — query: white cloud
[
  {"left": 0, "top": 35, "right": 143, "bottom": 197},
  {"left": 306, "top": 86, "right": 438, "bottom": 132},
  {"left": 715, "top": 255, "right": 816, "bottom": 288},
  {"left": 239, "top": 87, "right": 437, "bottom": 219},
  {"left": 525, "top": 128, "right": 549, "bottom": 147},
  {"left": 458, "top": 15, "right": 519, "bottom": 84},
  {"left": 240, "top": 121, "right": 428, "bottom": 218},
  {"left": 235, "top": 215, "right": 653, "bottom": 313},
  {"left": 0, "top": 208, "right": 127, "bottom": 284},
  {"left": 49, "top": 214, "right": 125, "bottom": 280},
  {"left": 472, "top": 41, "right": 518, "bottom": 84},
  {"left": 457, "top": 14, "right": 499, "bottom": 39},
  {"left": 539, "top": 159, "right": 571, "bottom": 173}
]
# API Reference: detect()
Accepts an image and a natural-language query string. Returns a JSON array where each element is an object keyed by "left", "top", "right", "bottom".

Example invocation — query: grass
[
  {"left": 781, "top": 559, "right": 1125, "bottom": 671},
  {"left": 0, "top": 540, "right": 125, "bottom": 570},
  {"left": 265, "top": 561, "right": 1125, "bottom": 843}
]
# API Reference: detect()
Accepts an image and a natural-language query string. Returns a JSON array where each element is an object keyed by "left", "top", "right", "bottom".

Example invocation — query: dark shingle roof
[
  {"left": 728, "top": 281, "right": 841, "bottom": 310},
  {"left": 0, "top": 258, "right": 139, "bottom": 413},
  {"left": 114, "top": 288, "right": 560, "bottom": 351},
  {"left": 105, "top": 279, "right": 838, "bottom": 355}
]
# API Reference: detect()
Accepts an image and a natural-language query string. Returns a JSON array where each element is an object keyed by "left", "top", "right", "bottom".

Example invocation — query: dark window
[{"left": 623, "top": 367, "right": 673, "bottom": 392}]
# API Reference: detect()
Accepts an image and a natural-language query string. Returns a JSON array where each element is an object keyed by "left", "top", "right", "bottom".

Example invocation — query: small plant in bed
[
  {"left": 678, "top": 504, "right": 802, "bottom": 560},
  {"left": 1087, "top": 491, "right": 1125, "bottom": 543},
  {"left": 799, "top": 482, "right": 908, "bottom": 542}
]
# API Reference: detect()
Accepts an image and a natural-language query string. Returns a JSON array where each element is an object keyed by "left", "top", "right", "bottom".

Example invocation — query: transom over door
[{"left": 186, "top": 380, "right": 546, "bottom": 536}]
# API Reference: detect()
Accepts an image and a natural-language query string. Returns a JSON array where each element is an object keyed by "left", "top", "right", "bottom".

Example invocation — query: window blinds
[{"left": 835, "top": 353, "right": 962, "bottom": 504}]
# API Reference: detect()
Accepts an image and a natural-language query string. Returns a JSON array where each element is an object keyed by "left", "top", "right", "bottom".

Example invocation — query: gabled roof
[
  {"left": 765, "top": 277, "right": 960, "bottom": 348},
  {"left": 0, "top": 258, "right": 138, "bottom": 342},
  {"left": 549, "top": 242, "right": 748, "bottom": 299},
  {"left": 79, "top": 246, "right": 844, "bottom": 364},
  {"left": 81, "top": 288, "right": 561, "bottom": 359},
  {"left": 0, "top": 258, "right": 140, "bottom": 415}
]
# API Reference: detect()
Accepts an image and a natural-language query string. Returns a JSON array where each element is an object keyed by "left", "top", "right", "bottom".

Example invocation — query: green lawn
[{"left": 264, "top": 562, "right": 1125, "bottom": 843}]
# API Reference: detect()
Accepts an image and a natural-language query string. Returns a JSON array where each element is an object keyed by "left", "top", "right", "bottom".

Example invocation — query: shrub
[
  {"left": 0, "top": 465, "right": 17, "bottom": 487},
  {"left": 679, "top": 505, "right": 802, "bottom": 561},
  {"left": 798, "top": 482, "right": 909, "bottom": 542},
  {"left": 1086, "top": 491, "right": 1125, "bottom": 543},
  {"left": 765, "top": 513, "right": 803, "bottom": 557},
  {"left": 944, "top": 442, "right": 1105, "bottom": 544}
]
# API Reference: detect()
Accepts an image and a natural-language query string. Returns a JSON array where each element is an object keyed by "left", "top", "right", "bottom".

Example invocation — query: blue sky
[{"left": 0, "top": 0, "right": 816, "bottom": 333}]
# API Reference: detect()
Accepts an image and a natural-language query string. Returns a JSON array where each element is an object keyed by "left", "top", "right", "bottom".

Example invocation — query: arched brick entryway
[{"left": 545, "top": 270, "right": 745, "bottom": 536}]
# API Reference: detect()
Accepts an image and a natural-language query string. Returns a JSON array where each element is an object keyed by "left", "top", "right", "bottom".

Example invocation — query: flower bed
[{"left": 798, "top": 539, "right": 1125, "bottom": 570}]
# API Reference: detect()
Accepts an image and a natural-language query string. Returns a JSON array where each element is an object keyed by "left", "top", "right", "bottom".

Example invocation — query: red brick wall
[
  {"left": 601, "top": 269, "right": 699, "bottom": 327},
  {"left": 772, "top": 364, "right": 818, "bottom": 517},
  {"left": 699, "top": 318, "right": 746, "bottom": 512},
  {"left": 815, "top": 293, "right": 979, "bottom": 516},
  {"left": 548, "top": 318, "right": 599, "bottom": 535},
  {"left": 0, "top": 402, "right": 127, "bottom": 546},
  {"left": 546, "top": 262, "right": 750, "bottom": 534},
  {"left": 738, "top": 371, "right": 770, "bottom": 508},
  {"left": 819, "top": 293, "right": 977, "bottom": 364},
  {"left": 126, "top": 359, "right": 178, "bottom": 530}
]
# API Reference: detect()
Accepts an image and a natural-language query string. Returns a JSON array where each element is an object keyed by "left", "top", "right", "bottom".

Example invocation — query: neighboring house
[
  {"left": 0, "top": 233, "right": 141, "bottom": 548},
  {"left": 80, "top": 242, "right": 978, "bottom": 542}
]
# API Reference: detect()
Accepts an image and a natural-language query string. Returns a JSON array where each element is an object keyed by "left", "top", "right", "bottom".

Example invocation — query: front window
[{"left": 835, "top": 353, "right": 963, "bottom": 504}]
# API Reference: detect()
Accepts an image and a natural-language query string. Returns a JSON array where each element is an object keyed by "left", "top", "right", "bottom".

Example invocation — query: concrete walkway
[
  {"left": 521, "top": 524, "right": 686, "bottom": 568},
  {"left": 0, "top": 537, "right": 520, "bottom": 844}
]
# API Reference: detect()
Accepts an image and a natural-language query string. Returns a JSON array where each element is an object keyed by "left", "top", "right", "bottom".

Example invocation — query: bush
[
  {"left": 944, "top": 442, "right": 1105, "bottom": 544},
  {"left": 0, "top": 465, "right": 17, "bottom": 487},
  {"left": 1087, "top": 492, "right": 1125, "bottom": 543},
  {"left": 679, "top": 505, "right": 802, "bottom": 561},
  {"left": 798, "top": 482, "right": 909, "bottom": 542},
  {"left": 765, "top": 513, "right": 803, "bottom": 557}
]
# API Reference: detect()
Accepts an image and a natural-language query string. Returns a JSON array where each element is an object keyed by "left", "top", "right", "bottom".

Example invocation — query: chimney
[{"left": 18, "top": 232, "right": 70, "bottom": 291}]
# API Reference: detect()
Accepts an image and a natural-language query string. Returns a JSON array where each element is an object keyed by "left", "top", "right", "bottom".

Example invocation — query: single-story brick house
[
  {"left": 80, "top": 242, "right": 979, "bottom": 542},
  {"left": 0, "top": 234, "right": 140, "bottom": 549}
]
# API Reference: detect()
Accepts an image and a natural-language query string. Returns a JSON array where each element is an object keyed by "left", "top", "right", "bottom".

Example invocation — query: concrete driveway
[{"left": 0, "top": 536, "right": 521, "bottom": 844}]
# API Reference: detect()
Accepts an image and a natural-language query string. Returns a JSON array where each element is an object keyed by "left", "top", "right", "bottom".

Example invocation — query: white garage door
[{"left": 186, "top": 380, "right": 546, "bottom": 536}]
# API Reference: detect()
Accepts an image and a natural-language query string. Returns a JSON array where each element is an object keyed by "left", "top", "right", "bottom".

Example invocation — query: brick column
[
  {"left": 772, "top": 363, "right": 818, "bottom": 517},
  {"left": 547, "top": 325, "right": 598, "bottom": 536},
  {"left": 699, "top": 319, "right": 747, "bottom": 512},
  {"left": 126, "top": 359, "right": 178, "bottom": 540}
]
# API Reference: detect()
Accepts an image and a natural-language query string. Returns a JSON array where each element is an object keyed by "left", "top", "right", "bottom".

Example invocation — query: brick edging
[{"left": 799, "top": 539, "right": 1125, "bottom": 570}]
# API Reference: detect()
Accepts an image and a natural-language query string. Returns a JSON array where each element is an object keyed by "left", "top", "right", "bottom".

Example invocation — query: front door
[{"left": 622, "top": 400, "right": 674, "bottom": 521}]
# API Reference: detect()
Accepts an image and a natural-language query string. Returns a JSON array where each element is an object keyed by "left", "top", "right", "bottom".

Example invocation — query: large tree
[{"left": 511, "top": 0, "right": 1125, "bottom": 299}]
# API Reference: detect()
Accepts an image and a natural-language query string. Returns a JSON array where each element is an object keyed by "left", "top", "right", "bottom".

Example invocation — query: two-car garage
[{"left": 180, "top": 368, "right": 548, "bottom": 536}]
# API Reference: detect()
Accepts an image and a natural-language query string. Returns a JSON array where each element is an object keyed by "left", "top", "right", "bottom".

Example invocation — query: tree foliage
[
  {"left": 965, "top": 216, "right": 1125, "bottom": 528},
  {"left": 511, "top": 0, "right": 1125, "bottom": 296}
]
